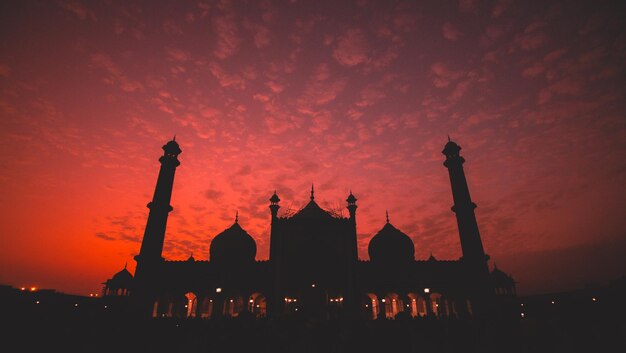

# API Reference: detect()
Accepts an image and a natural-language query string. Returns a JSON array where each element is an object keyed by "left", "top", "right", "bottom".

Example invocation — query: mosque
[{"left": 103, "top": 138, "right": 517, "bottom": 321}]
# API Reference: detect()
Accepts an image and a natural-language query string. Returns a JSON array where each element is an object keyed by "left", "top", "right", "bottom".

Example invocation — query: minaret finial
[
  {"left": 386, "top": 210, "right": 389, "bottom": 223},
  {"left": 447, "top": 134, "right": 451, "bottom": 142},
  {"left": 310, "top": 184, "right": 315, "bottom": 201},
  {"left": 173, "top": 134, "right": 176, "bottom": 141},
  {"left": 124, "top": 261, "right": 127, "bottom": 269},
  {"left": 235, "top": 210, "right": 239, "bottom": 223}
]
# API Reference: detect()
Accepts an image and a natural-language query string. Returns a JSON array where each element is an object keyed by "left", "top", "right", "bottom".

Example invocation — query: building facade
[{"left": 104, "top": 138, "right": 517, "bottom": 321}]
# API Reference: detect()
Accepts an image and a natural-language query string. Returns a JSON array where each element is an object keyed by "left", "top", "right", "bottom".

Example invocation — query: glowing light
[
  {"left": 424, "top": 288, "right": 430, "bottom": 294},
  {"left": 311, "top": 284, "right": 316, "bottom": 288},
  {"left": 30, "top": 287, "right": 37, "bottom": 292},
  {"left": 184, "top": 305, "right": 188, "bottom": 308},
  {"left": 365, "top": 304, "right": 369, "bottom": 308},
  {"left": 551, "top": 300, "right": 555, "bottom": 304},
  {"left": 215, "top": 288, "right": 222, "bottom": 293},
  {"left": 36, "top": 301, "right": 40, "bottom": 304},
  {"left": 521, "top": 313, "right": 525, "bottom": 318},
  {"left": 20, "top": 287, "right": 25, "bottom": 291},
  {"left": 74, "top": 303, "right": 78, "bottom": 307},
  {"left": 209, "top": 300, "right": 213, "bottom": 303},
  {"left": 382, "top": 299, "right": 386, "bottom": 303},
  {"left": 249, "top": 299, "right": 254, "bottom": 303},
  {"left": 104, "top": 305, "right": 108, "bottom": 308},
  {"left": 295, "top": 308, "right": 298, "bottom": 311},
  {"left": 592, "top": 297, "right": 597, "bottom": 302},
  {"left": 229, "top": 299, "right": 233, "bottom": 303},
  {"left": 256, "top": 304, "right": 259, "bottom": 308}
]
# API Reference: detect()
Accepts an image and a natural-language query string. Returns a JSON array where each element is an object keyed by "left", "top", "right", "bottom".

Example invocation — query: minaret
[
  {"left": 134, "top": 138, "right": 182, "bottom": 279},
  {"left": 268, "top": 191, "right": 282, "bottom": 317},
  {"left": 442, "top": 138, "right": 488, "bottom": 273},
  {"left": 346, "top": 191, "right": 358, "bottom": 262},
  {"left": 443, "top": 138, "right": 494, "bottom": 319}
]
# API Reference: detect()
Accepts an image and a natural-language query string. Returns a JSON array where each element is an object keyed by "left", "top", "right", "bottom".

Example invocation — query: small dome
[
  {"left": 112, "top": 267, "right": 133, "bottom": 281},
  {"left": 368, "top": 222, "right": 415, "bottom": 264},
  {"left": 209, "top": 222, "right": 257, "bottom": 264},
  {"left": 491, "top": 264, "right": 515, "bottom": 286},
  {"left": 346, "top": 192, "right": 357, "bottom": 204}
]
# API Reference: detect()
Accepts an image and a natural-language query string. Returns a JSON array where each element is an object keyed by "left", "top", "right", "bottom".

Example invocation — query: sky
[{"left": 0, "top": 0, "right": 624, "bottom": 297}]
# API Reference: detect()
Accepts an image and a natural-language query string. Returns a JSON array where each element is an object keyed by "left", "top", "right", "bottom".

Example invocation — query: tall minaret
[
  {"left": 443, "top": 138, "right": 494, "bottom": 319},
  {"left": 134, "top": 137, "right": 182, "bottom": 280},
  {"left": 442, "top": 138, "right": 489, "bottom": 274}
]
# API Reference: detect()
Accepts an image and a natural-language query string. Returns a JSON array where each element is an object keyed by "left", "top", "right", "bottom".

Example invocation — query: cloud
[
  {"left": 430, "top": 62, "right": 463, "bottom": 88},
  {"left": 90, "top": 53, "right": 144, "bottom": 92},
  {"left": 0, "top": 63, "right": 10, "bottom": 77},
  {"left": 213, "top": 14, "right": 240, "bottom": 59},
  {"left": 333, "top": 29, "right": 369, "bottom": 67},
  {"left": 442, "top": 22, "right": 462, "bottom": 41},
  {"left": 95, "top": 232, "right": 116, "bottom": 241},
  {"left": 57, "top": 0, "right": 97, "bottom": 21}
]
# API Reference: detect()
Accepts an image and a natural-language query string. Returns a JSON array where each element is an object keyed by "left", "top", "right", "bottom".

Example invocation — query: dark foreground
[{"left": 2, "top": 284, "right": 625, "bottom": 353}]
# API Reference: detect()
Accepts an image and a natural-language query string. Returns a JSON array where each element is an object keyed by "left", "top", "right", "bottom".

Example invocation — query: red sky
[{"left": 0, "top": 0, "right": 625, "bottom": 297}]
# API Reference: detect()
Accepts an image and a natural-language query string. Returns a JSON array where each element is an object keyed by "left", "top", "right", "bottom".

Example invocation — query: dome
[
  {"left": 368, "top": 221, "right": 415, "bottom": 264},
  {"left": 209, "top": 221, "right": 257, "bottom": 264},
  {"left": 112, "top": 267, "right": 133, "bottom": 282},
  {"left": 491, "top": 264, "right": 515, "bottom": 286}
]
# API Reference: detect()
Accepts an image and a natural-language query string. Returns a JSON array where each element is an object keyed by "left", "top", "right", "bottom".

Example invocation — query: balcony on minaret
[
  {"left": 163, "top": 138, "right": 182, "bottom": 157},
  {"left": 269, "top": 191, "right": 280, "bottom": 218},
  {"left": 346, "top": 191, "right": 357, "bottom": 219}
]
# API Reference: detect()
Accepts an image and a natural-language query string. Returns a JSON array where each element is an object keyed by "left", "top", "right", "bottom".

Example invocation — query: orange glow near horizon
[{"left": 0, "top": 0, "right": 625, "bottom": 297}]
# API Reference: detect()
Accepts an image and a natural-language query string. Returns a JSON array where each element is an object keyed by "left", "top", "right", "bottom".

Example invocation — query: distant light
[
  {"left": 184, "top": 305, "right": 188, "bottom": 308},
  {"left": 365, "top": 304, "right": 369, "bottom": 308},
  {"left": 311, "top": 284, "right": 316, "bottom": 288},
  {"left": 592, "top": 297, "right": 597, "bottom": 302},
  {"left": 30, "top": 287, "right": 37, "bottom": 292},
  {"left": 435, "top": 304, "right": 439, "bottom": 307},
  {"left": 382, "top": 299, "right": 386, "bottom": 303},
  {"left": 249, "top": 299, "right": 254, "bottom": 303},
  {"left": 256, "top": 305, "right": 260, "bottom": 308},
  {"left": 215, "top": 288, "right": 222, "bottom": 293},
  {"left": 521, "top": 313, "right": 525, "bottom": 318},
  {"left": 229, "top": 299, "right": 233, "bottom": 303},
  {"left": 20, "top": 287, "right": 26, "bottom": 291},
  {"left": 551, "top": 300, "right": 555, "bottom": 304},
  {"left": 294, "top": 299, "right": 297, "bottom": 302},
  {"left": 209, "top": 300, "right": 213, "bottom": 303},
  {"left": 339, "top": 298, "right": 343, "bottom": 302},
  {"left": 36, "top": 301, "right": 40, "bottom": 304},
  {"left": 295, "top": 308, "right": 298, "bottom": 311},
  {"left": 406, "top": 304, "right": 410, "bottom": 307},
  {"left": 95, "top": 294, "right": 98, "bottom": 297},
  {"left": 520, "top": 303, "right": 524, "bottom": 307},
  {"left": 74, "top": 303, "right": 78, "bottom": 307},
  {"left": 104, "top": 305, "right": 108, "bottom": 309},
  {"left": 424, "top": 288, "right": 430, "bottom": 294}
]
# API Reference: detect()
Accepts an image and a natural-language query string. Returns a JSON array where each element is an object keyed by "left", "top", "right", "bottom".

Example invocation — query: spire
[
  {"left": 310, "top": 184, "right": 315, "bottom": 201},
  {"left": 235, "top": 210, "right": 239, "bottom": 223},
  {"left": 386, "top": 210, "right": 389, "bottom": 223},
  {"left": 173, "top": 134, "right": 176, "bottom": 141},
  {"left": 124, "top": 261, "right": 127, "bottom": 269},
  {"left": 447, "top": 134, "right": 451, "bottom": 142}
]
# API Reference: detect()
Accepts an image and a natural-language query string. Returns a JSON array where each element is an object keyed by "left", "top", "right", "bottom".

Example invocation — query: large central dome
[
  {"left": 368, "top": 219, "right": 415, "bottom": 264},
  {"left": 209, "top": 220, "right": 257, "bottom": 264}
]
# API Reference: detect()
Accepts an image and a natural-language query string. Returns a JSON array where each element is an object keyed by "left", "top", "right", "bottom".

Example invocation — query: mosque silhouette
[{"left": 103, "top": 138, "right": 517, "bottom": 321}]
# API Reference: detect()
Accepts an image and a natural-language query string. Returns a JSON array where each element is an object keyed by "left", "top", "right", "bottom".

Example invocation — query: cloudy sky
[{"left": 0, "top": 0, "right": 624, "bottom": 296}]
